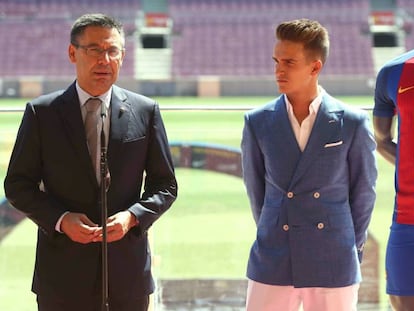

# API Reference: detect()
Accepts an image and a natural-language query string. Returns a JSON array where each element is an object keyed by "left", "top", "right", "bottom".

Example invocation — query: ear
[
  {"left": 311, "top": 60, "right": 323, "bottom": 76},
  {"left": 68, "top": 44, "right": 76, "bottom": 63},
  {"left": 119, "top": 49, "right": 126, "bottom": 67}
]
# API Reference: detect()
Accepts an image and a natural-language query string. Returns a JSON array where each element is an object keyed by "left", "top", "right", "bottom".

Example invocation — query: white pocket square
[{"left": 324, "top": 141, "right": 343, "bottom": 148}]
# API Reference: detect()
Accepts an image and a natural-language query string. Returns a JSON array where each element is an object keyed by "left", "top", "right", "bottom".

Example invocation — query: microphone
[
  {"left": 101, "top": 101, "right": 107, "bottom": 119},
  {"left": 119, "top": 106, "right": 126, "bottom": 117}
]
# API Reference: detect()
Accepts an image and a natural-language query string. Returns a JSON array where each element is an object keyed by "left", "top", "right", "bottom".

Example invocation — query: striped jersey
[{"left": 374, "top": 49, "right": 414, "bottom": 224}]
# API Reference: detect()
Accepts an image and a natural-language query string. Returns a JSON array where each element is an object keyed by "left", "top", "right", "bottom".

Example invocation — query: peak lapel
[
  {"left": 289, "top": 99, "right": 344, "bottom": 188},
  {"left": 261, "top": 98, "right": 302, "bottom": 189},
  {"left": 269, "top": 97, "right": 302, "bottom": 158}
]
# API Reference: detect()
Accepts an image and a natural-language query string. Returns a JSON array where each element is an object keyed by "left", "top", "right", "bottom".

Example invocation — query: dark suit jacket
[{"left": 4, "top": 82, "right": 177, "bottom": 300}]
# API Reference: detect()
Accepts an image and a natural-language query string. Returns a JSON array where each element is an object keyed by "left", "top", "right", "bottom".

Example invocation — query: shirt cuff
[{"left": 55, "top": 211, "right": 69, "bottom": 233}]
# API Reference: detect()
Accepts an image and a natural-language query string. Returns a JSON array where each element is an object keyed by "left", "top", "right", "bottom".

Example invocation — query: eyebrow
[
  {"left": 82, "top": 43, "right": 123, "bottom": 50},
  {"left": 273, "top": 56, "right": 297, "bottom": 63}
]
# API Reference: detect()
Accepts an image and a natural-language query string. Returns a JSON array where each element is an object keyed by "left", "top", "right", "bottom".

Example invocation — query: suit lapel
[
  {"left": 269, "top": 96, "right": 301, "bottom": 157},
  {"left": 57, "top": 83, "right": 131, "bottom": 186},
  {"left": 57, "top": 83, "right": 96, "bottom": 182},
  {"left": 289, "top": 95, "right": 344, "bottom": 188},
  {"left": 107, "top": 86, "right": 130, "bottom": 162},
  {"left": 261, "top": 97, "right": 302, "bottom": 190}
]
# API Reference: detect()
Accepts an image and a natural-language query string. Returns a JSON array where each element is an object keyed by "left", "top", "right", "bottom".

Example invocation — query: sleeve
[
  {"left": 128, "top": 103, "right": 178, "bottom": 234},
  {"left": 4, "top": 103, "right": 67, "bottom": 236},
  {"left": 241, "top": 112, "right": 265, "bottom": 225},
  {"left": 373, "top": 65, "right": 397, "bottom": 118},
  {"left": 347, "top": 111, "right": 378, "bottom": 261}
]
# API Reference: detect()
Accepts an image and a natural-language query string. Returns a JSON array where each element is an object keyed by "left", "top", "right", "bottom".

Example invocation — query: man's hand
[
  {"left": 61, "top": 212, "right": 100, "bottom": 244},
  {"left": 93, "top": 211, "right": 138, "bottom": 243}
]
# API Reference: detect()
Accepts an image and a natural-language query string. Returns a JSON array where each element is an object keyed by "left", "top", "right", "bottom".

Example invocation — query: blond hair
[{"left": 276, "top": 18, "right": 330, "bottom": 64}]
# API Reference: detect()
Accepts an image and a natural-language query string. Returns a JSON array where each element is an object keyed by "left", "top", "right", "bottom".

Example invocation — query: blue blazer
[{"left": 241, "top": 93, "right": 377, "bottom": 288}]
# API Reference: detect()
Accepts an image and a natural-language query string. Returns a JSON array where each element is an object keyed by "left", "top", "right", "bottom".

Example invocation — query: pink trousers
[{"left": 246, "top": 279, "right": 359, "bottom": 311}]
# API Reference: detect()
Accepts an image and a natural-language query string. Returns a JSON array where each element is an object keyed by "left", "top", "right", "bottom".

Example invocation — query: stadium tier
[
  {"left": 0, "top": 0, "right": 375, "bottom": 78},
  {"left": 397, "top": 0, "right": 414, "bottom": 49}
]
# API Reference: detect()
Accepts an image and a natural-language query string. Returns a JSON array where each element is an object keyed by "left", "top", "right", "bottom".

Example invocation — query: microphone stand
[{"left": 99, "top": 105, "right": 109, "bottom": 311}]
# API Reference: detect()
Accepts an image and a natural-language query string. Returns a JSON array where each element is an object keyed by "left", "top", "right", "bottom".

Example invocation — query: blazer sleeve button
[
  {"left": 313, "top": 192, "right": 320, "bottom": 199},
  {"left": 317, "top": 222, "right": 325, "bottom": 229},
  {"left": 283, "top": 224, "right": 289, "bottom": 231}
]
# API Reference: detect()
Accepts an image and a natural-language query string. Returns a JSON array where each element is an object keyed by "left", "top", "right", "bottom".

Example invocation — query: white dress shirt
[
  {"left": 55, "top": 83, "right": 112, "bottom": 232},
  {"left": 77, "top": 82, "right": 111, "bottom": 148},
  {"left": 285, "top": 87, "right": 324, "bottom": 152}
]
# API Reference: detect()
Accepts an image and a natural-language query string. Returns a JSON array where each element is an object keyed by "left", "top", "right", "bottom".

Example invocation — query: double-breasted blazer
[
  {"left": 241, "top": 92, "right": 377, "bottom": 287},
  {"left": 4, "top": 82, "right": 177, "bottom": 300}
]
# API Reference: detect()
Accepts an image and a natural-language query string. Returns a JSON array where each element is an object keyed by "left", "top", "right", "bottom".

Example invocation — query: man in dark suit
[{"left": 4, "top": 13, "right": 177, "bottom": 311}]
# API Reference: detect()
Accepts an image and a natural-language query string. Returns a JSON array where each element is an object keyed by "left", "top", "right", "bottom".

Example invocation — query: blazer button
[
  {"left": 313, "top": 192, "right": 320, "bottom": 199},
  {"left": 317, "top": 222, "right": 325, "bottom": 229},
  {"left": 283, "top": 224, "right": 289, "bottom": 231},
  {"left": 287, "top": 191, "right": 294, "bottom": 198}
]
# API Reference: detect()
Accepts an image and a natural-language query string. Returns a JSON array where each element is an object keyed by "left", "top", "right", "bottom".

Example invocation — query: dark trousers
[{"left": 37, "top": 295, "right": 149, "bottom": 311}]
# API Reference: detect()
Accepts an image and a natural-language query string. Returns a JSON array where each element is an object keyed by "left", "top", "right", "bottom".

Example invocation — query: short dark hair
[
  {"left": 276, "top": 19, "right": 329, "bottom": 64},
  {"left": 70, "top": 13, "right": 125, "bottom": 47}
]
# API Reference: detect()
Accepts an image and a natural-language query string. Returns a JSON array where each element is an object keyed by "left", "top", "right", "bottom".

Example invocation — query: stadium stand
[
  {"left": 0, "top": 0, "right": 374, "bottom": 78},
  {"left": 0, "top": 0, "right": 138, "bottom": 77},
  {"left": 397, "top": 0, "right": 414, "bottom": 49},
  {"left": 169, "top": 0, "right": 374, "bottom": 77}
]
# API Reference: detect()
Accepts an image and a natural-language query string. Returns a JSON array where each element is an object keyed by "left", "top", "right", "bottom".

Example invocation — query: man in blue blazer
[
  {"left": 241, "top": 19, "right": 377, "bottom": 311},
  {"left": 4, "top": 14, "right": 177, "bottom": 311}
]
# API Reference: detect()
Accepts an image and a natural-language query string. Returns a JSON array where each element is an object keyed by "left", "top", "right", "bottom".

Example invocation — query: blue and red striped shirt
[{"left": 374, "top": 49, "right": 414, "bottom": 224}]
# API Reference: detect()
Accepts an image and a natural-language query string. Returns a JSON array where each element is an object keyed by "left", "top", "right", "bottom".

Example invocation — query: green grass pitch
[{"left": 0, "top": 96, "right": 393, "bottom": 309}]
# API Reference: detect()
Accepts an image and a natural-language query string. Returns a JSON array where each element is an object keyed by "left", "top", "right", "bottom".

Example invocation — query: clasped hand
[{"left": 60, "top": 211, "right": 137, "bottom": 244}]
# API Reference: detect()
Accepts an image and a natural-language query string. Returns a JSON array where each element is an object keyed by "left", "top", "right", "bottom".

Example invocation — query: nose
[
  {"left": 274, "top": 62, "right": 281, "bottom": 75},
  {"left": 275, "top": 62, "right": 287, "bottom": 77},
  {"left": 275, "top": 62, "right": 281, "bottom": 73},
  {"left": 97, "top": 51, "right": 111, "bottom": 64}
]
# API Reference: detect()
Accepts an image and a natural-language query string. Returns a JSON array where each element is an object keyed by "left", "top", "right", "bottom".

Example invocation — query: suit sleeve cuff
[{"left": 55, "top": 211, "right": 69, "bottom": 233}]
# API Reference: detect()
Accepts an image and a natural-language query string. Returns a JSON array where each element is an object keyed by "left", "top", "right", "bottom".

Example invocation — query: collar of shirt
[
  {"left": 76, "top": 82, "right": 111, "bottom": 148},
  {"left": 76, "top": 82, "right": 111, "bottom": 111},
  {"left": 284, "top": 86, "right": 325, "bottom": 118},
  {"left": 284, "top": 86, "right": 325, "bottom": 151}
]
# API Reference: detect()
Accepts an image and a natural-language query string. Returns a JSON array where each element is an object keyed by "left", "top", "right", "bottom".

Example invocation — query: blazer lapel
[
  {"left": 57, "top": 83, "right": 96, "bottom": 182},
  {"left": 269, "top": 96, "right": 302, "bottom": 158},
  {"left": 107, "top": 86, "right": 130, "bottom": 162},
  {"left": 289, "top": 96, "right": 344, "bottom": 187},
  {"left": 261, "top": 97, "right": 302, "bottom": 190}
]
